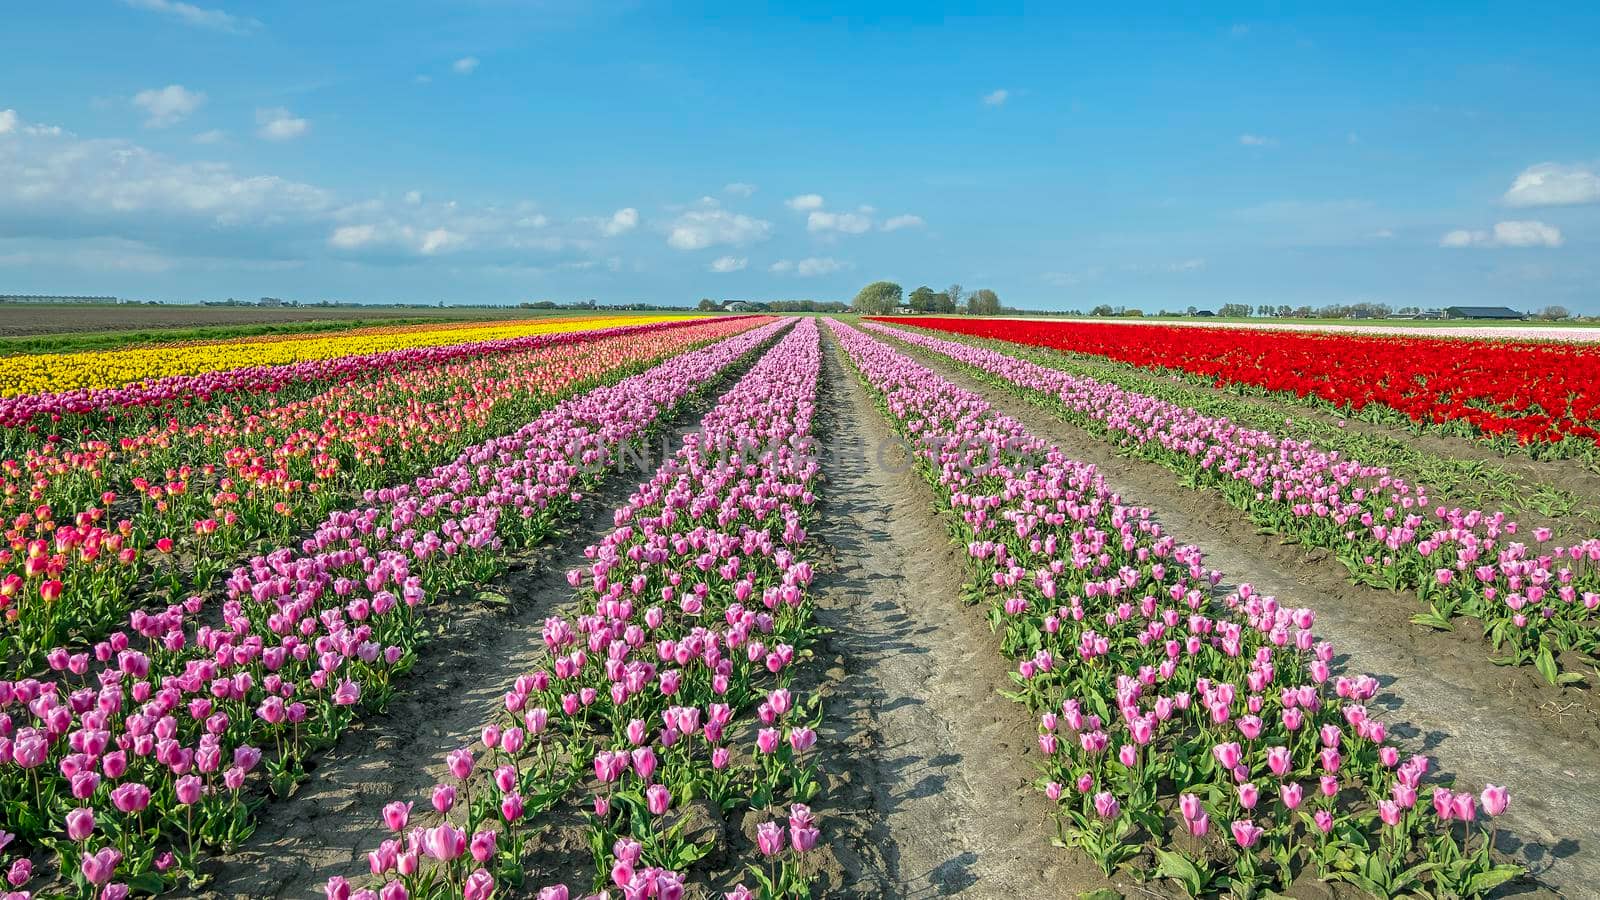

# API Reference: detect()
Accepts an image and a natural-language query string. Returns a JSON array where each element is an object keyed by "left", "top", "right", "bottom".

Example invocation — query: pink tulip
[
  {"left": 382, "top": 801, "right": 411, "bottom": 832},
  {"left": 1230, "top": 819, "right": 1263, "bottom": 849},
  {"left": 646, "top": 783, "right": 671, "bottom": 816},
  {"left": 1093, "top": 791, "right": 1120, "bottom": 819},
  {"left": 1481, "top": 784, "right": 1509, "bottom": 816},
  {"left": 422, "top": 823, "right": 466, "bottom": 861},
  {"left": 62, "top": 806, "right": 96, "bottom": 842},
  {"left": 756, "top": 821, "right": 786, "bottom": 856},
  {"left": 80, "top": 848, "right": 122, "bottom": 885},
  {"left": 463, "top": 869, "right": 495, "bottom": 900}
]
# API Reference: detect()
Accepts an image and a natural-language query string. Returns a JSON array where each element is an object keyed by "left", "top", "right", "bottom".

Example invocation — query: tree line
[{"left": 849, "top": 281, "right": 1006, "bottom": 316}]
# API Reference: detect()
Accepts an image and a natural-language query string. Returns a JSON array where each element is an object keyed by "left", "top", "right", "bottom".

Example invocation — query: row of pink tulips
[
  {"left": 831, "top": 319, "right": 1525, "bottom": 897},
  {"left": 1, "top": 317, "right": 761, "bottom": 673},
  {"left": 0, "top": 320, "right": 789, "bottom": 898},
  {"left": 330, "top": 318, "right": 825, "bottom": 900},
  {"left": 0, "top": 318, "right": 742, "bottom": 440},
  {"left": 865, "top": 321, "right": 1600, "bottom": 685}
]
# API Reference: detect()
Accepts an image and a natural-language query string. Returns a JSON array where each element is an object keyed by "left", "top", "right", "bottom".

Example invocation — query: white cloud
[
  {"left": 329, "top": 224, "right": 377, "bottom": 249},
  {"left": 797, "top": 257, "right": 846, "bottom": 276},
  {"left": 418, "top": 228, "right": 463, "bottom": 254},
  {"left": 807, "top": 210, "right": 871, "bottom": 234},
  {"left": 133, "top": 85, "right": 206, "bottom": 128},
  {"left": 881, "top": 214, "right": 925, "bottom": 232},
  {"left": 193, "top": 129, "right": 226, "bottom": 144},
  {"left": 723, "top": 182, "right": 757, "bottom": 197},
  {"left": 786, "top": 193, "right": 824, "bottom": 211},
  {"left": 598, "top": 207, "right": 638, "bottom": 237},
  {"left": 1239, "top": 134, "right": 1278, "bottom": 147},
  {"left": 1503, "top": 162, "right": 1600, "bottom": 208},
  {"left": 120, "top": 0, "right": 259, "bottom": 34},
  {"left": 0, "top": 111, "right": 609, "bottom": 270},
  {"left": 1370, "top": 228, "right": 1395, "bottom": 238},
  {"left": 666, "top": 209, "right": 772, "bottom": 250},
  {"left": 1440, "top": 220, "right": 1563, "bottom": 249},
  {"left": 983, "top": 89, "right": 1009, "bottom": 106},
  {"left": 770, "top": 257, "right": 847, "bottom": 277},
  {"left": 708, "top": 255, "right": 747, "bottom": 273},
  {"left": 0, "top": 123, "right": 332, "bottom": 225},
  {"left": 414, "top": 75, "right": 433, "bottom": 85},
  {"left": 255, "top": 107, "right": 309, "bottom": 141},
  {"left": 453, "top": 57, "right": 480, "bottom": 75},
  {"left": 0, "top": 109, "right": 16, "bottom": 135}
]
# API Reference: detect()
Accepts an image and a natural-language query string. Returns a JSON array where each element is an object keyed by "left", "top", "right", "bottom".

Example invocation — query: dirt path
[
  {"left": 881, "top": 336, "right": 1598, "bottom": 897},
  {"left": 798, "top": 331, "right": 1119, "bottom": 898}
]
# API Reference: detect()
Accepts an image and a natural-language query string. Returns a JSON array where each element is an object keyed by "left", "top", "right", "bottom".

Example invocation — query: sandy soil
[
  {"left": 798, "top": 333, "right": 1121, "bottom": 898},
  {"left": 888, "top": 335, "right": 1596, "bottom": 897},
  {"left": 983, "top": 316, "right": 1600, "bottom": 343}
]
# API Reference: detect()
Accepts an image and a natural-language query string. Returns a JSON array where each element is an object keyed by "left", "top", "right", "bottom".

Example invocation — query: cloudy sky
[{"left": 1, "top": 1, "right": 1597, "bottom": 309}]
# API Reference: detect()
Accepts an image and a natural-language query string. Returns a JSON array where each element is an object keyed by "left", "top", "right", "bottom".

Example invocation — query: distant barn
[{"left": 1443, "top": 306, "right": 1525, "bottom": 320}]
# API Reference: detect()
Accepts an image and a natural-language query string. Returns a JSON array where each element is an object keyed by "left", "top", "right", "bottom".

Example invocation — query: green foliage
[
  {"left": 852, "top": 280, "right": 904, "bottom": 314},
  {"left": 966, "top": 288, "right": 1002, "bottom": 316},
  {"left": 908, "top": 285, "right": 939, "bottom": 312}
]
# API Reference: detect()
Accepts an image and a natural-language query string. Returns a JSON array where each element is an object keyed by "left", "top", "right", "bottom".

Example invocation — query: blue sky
[{"left": 1, "top": 1, "right": 1597, "bottom": 310}]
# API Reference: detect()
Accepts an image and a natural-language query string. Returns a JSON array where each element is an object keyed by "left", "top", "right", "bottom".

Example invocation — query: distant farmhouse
[{"left": 1443, "top": 306, "right": 1525, "bottom": 320}]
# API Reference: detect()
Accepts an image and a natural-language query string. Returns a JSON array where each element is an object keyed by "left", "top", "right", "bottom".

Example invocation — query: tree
[
  {"left": 1091, "top": 304, "right": 1115, "bottom": 317},
  {"left": 1536, "top": 305, "right": 1571, "bottom": 321},
  {"left": 908, "top": 285, "right": 939, "bottom": 313},
  {"left": 1219, "top": 303, "right": 1253, "bottom": 318},
  {"left": 932, "top": 291, "right": 957, "bottom": 313},
  {"left": 966, "top": 288, "right": 1002, "bottom": 316},
  {"left": 697, "top": 298, "right": 719, "bottom": 311},
  {"left": 945, "top": 283, "right": 965, "bottom": 313},
  {"left": 852, "top": 281, "right": 903, "bottom": 315}
]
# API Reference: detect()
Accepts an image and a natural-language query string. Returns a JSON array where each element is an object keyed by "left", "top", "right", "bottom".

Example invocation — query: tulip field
[{"left": 2, "top": 312, "right": 1595, "bottom": 899}]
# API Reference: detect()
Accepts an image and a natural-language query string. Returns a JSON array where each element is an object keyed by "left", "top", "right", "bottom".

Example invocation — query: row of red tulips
[
  {"left": 866, "top": 321, "right": 1600, "bottom": 685},
  {"left": 328, "top": 318, "right": 826, "bottom": 900},
  {"left": 0, "top": 321, "right": 788, "bottom": 897},
  {"left": 1, "top": 318, "right": 762, "bottom": 673},
  {"left": 831, "top": 319, "right": 1524, "bottom": 897},
  {"left": 875, "top": 317, "right": 1600, "bottom": 451}
]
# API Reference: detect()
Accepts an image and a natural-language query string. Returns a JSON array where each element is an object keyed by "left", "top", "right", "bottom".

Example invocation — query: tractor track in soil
[{"left": 795, "top": 329, "right": 1124, "bottom": 898}]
